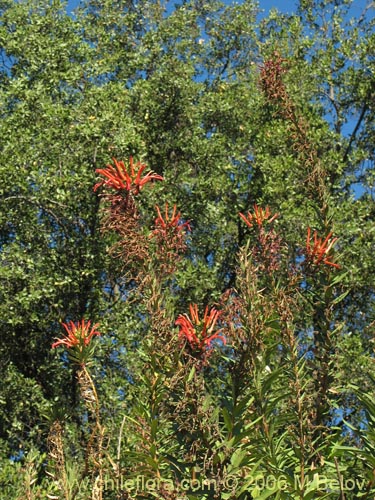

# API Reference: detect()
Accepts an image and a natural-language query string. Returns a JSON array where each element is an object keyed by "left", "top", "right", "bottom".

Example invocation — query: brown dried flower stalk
[
  {"left": 46, "top": 419, "right": 69, "bottom": 499},
  {"left": 259, "top": 51, "right": 328, "bottom": 201},
  {"left": 77, "top": 365, "right": 104, "bottom": 500}
]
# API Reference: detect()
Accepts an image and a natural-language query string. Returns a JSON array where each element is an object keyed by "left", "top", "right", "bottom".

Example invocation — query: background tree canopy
[{"left": 0, "top": 0, "right": 374, "bottom": 498}]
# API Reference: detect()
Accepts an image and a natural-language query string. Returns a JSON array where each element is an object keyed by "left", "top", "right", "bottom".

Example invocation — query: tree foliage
[{"left": 0, "top": 0, "right": 374, "bottom": 498}]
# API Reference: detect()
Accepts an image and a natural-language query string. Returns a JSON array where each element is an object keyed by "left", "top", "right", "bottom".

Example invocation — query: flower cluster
[
  {"left": 150, "top": 203, "right": 190, "bottom": 275},
  {"left": 153, "top": 203, "right": 191, "bottom": 238},
  {"left": 239, "top": 204, "right": 278, "bottom": 228},
  {"left": 305, "top": 228, "right": 340, "bottom": 269},
  {"left": 154, "top": 203, "right": 191, "bottom": 234},
  {"left": 239, "top": 205, "right": 281, "bottom": 273},
  {"left": 93, "top": 157, "right": 163, "bottom": 273},
  {"left": 94, "top": 157, "right": 163, "bottom": 195},
  {"left": 52, "top": 320, "right": 101, "bottom": 364},
  {"left": 175, "top": 304, "right": 225, "bottom": 359}
]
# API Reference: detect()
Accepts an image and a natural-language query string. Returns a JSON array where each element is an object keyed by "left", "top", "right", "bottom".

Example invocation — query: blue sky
[
  {"left": 68, "top": 0, "right": 300, "bottom": 12},
  {"left": 66, "top": 0, "right": 299, "bottom": 14},
  {"left": 66, "top": 0, "right": 370, "bottom": 17}
]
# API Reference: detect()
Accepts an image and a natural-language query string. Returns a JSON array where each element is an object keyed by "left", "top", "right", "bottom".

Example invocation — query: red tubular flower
[
  {"left": 153, "top": 203, "right": 191, "bottom": 237},
  {"left": 239, "top": 204, "right": 278, "bottom": 228},
  {"left": 305, "top": 228, "right": 340, "bottom": 269},
  {"left": 93, "top": 157, "right": 163, "bottom": 194},
  {"left": 175, "top": 304, "right": 225, "bottom": 357},
  {"left": 52, "top": 320, "right": 101, "bottom": 349}
]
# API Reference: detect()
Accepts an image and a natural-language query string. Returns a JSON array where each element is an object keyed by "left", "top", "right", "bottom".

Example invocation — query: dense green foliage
[{"left": 0, "top": 0, "right": 374, "bottom": 498}]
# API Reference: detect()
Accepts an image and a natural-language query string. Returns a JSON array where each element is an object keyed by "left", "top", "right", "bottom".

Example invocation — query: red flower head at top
[
  {"left": 305, "top": 228, "right": 340, "bottom": 269},
  {"left": 52, "top": 320, "right": 101, "bottom": 363},
  {"left": 153, "top": 203, "right": 191, "bottom": 239},
  {"left": 94, "top": 157, "right": 163, "bottom": 195},
  {"left": 239, "top": 204, "right": 278, "bottom": 228},
  {"left": 175, "top": 304, "right": 225, "bottom": 358}
]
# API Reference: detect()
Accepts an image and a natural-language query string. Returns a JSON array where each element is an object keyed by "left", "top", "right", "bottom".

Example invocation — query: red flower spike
[
  {"left": 239, "top": 204, "right": 278, "bottom": 228},
  {"left": 175, "top": 304, "right": 225, "bottom": 357},
  {"left": 94, "top": 157, "right": 163, "bottom": 194},
  {"left": 153, "top": 203, "right": 191, "bottom": 235},
  {"left": 305, "top": 228, "right": 340, "bottom": 269},
  {"left": 52, "top": 319, "right": 101, "bottom": 349}
]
